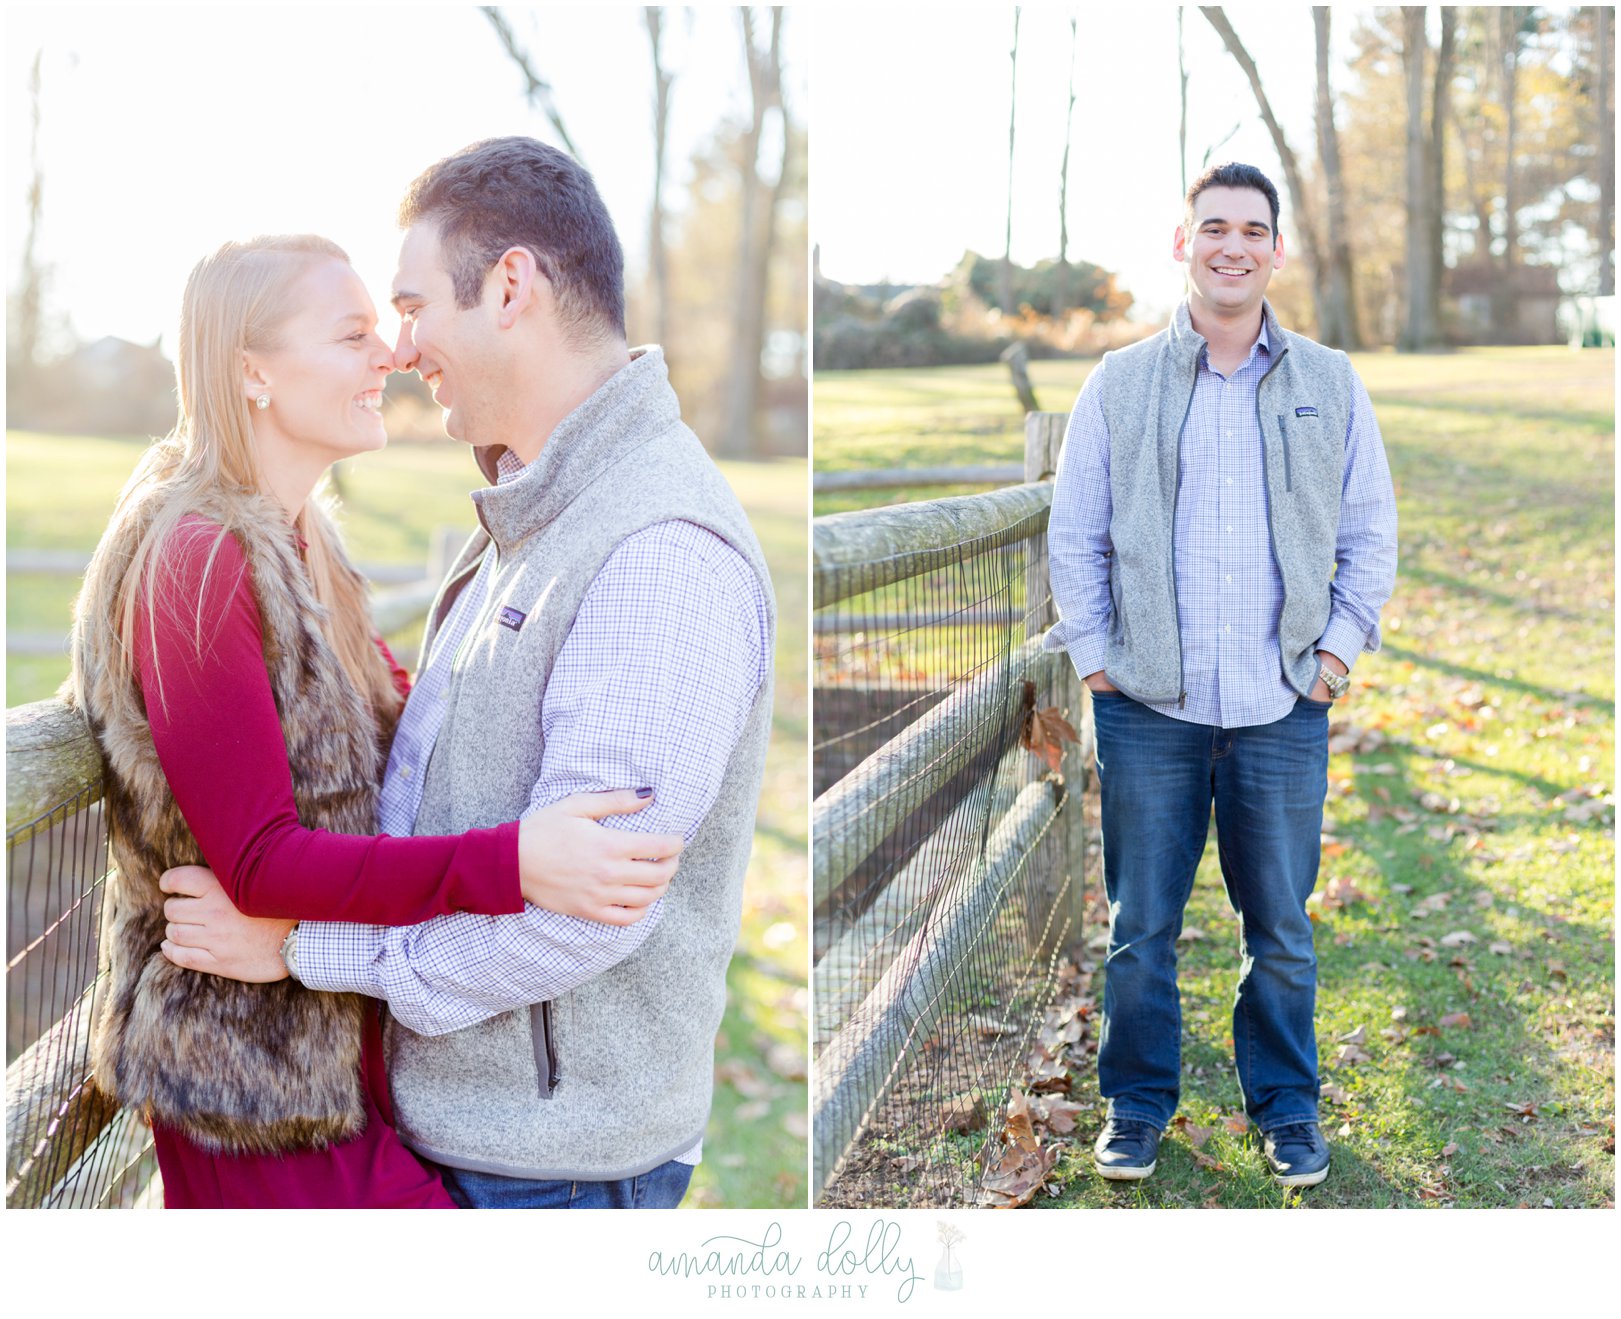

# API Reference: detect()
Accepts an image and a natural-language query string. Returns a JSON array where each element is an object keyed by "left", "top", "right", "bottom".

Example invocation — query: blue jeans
[
  {"left": 427, "top": 1157, "right": 694, "bottom": 1209},
  {"left": 1090, "top": 692, "right": 1329, "bottom": 1133}
]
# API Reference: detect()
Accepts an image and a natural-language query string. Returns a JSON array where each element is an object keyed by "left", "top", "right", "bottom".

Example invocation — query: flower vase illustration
[{"left": 934, "top": 1222, "right": 965, "bottom": 1291}]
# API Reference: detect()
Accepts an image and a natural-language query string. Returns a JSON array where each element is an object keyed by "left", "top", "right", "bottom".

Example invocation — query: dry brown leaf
[
  {"left": 1439, "top": 1012, "right": 1473, "bottom": 1029},
  {"left": 1547, "top": 961, "right": 1568, "bottom": 981},
  {"left": 1335, "top": 1043, "right": 1373, "bottom": 1066},
  {"left": 1019, "top": 682, "right": 1079, "bottom": 773},
  {"left": 979, "top": 1142, "right": 1059, "bottom": 1207},
  {"left": 1005, "top": 1089, "right": 1038, "bottom": 1152},
  {"left": 1441, "top": 1142, "right": 1459, "bottom": 1157},
  {"left": 1321, "top": 1083, "right": 1350, "bottom": 1104},
  {"left": 1439, "top": 930, "right": 1478, "bottom": 947},
  {"left": 1178, "top": 926, "right": 1208, "bottom": 942},
  {"left": 1029, "top": 1096, "right": 1085, "bottom": 1135},
  {"left": 1223, "top": 1113, "right": 1250, "bottom": 1134},
  {"left": 1337, "top": 1024, "right": 1368, "bottom": 1046}
]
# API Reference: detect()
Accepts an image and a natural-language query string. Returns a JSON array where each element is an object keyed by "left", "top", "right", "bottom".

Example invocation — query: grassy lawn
[
  {"left": 815, "top": 347, "right": 1615, "bottom": 1208},
  {"left": 5, "top": 431, "right": 809, "bottom": 1210}
]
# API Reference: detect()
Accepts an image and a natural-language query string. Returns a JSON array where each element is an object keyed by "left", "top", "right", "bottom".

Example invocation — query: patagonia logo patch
[
  {"left": 1294, "top": 406, "right": 1319, "bottom": 418},
  {"left": 497, "top": 606, "right": 526, "bottom": 632}
]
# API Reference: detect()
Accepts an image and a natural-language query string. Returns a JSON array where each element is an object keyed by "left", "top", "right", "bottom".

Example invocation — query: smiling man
[
  {"left": 159, "top": 137, "right": 776, "bottom": 1208},
  {"left": 1043, "top": 162, "right": 1397, "bottom": 1188}
]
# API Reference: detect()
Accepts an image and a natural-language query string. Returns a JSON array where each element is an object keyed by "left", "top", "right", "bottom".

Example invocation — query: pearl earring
[{"left": 255, "top": 393, "right": 271, "bottom": 411}]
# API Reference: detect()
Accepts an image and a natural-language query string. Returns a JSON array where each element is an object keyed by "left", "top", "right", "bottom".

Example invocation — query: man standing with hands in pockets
[{"left": 1044, "top": 162, "right": 1397, "bottom": 1188}]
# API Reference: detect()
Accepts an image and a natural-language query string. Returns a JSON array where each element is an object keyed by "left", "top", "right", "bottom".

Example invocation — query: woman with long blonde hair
[{"left": 70, "top": 235, "right": 677, "bottom": 1207}]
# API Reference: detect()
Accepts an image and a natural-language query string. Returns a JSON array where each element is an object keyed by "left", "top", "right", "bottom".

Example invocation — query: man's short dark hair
[
  {"left": 1184, "top": 162, "right": 1281, "bottom": 243},
  {"left": 399, "top": 136, "right": 625, "bottom": 342}
]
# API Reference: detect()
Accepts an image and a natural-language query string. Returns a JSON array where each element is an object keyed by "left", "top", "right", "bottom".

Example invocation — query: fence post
[{"left": 1022, "top": 410, "right": 1087, "bottom": 957}]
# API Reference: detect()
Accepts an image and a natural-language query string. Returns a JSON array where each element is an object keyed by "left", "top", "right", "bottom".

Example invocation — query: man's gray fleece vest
[
  {"left": 1088, "top": 300, "right": 1353, "bottom": 703},
  {"left": 387, "top": 347, "right": 775, "bottom": 1181}
]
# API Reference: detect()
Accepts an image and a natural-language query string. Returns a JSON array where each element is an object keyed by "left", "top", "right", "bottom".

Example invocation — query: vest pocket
[
  {"left": 530, "top": 1001, "right": 561, "bottom": 1099},
  {"left": 1277, "top": 414, "right": 1294, "bottom": 491}
]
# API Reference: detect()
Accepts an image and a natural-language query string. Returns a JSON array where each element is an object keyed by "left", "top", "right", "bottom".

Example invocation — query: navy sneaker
[
  {"left": 1263, "top": 1122, "right": 1330, "bottom": 1187},
  {"left": 1093, "top": 1117, "right": 1161, "bottom": 1180}
]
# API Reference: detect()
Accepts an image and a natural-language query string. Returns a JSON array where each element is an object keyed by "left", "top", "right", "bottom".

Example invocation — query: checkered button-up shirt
[
  {"left": 296, "top": 454, "right": 770, "bottom": 1163},
  {"left": 1047, "top": 318, "right": 1397, "bottom": 728}
]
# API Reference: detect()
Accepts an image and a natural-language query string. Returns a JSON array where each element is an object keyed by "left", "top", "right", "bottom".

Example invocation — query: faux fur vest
[{"left": 71, "top": 483, "right": 395, "bottom": 1154}]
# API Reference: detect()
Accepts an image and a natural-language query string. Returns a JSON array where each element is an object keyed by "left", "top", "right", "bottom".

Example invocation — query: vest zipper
[
  {"left": 1277, "top": 414, "right": 1294, "bottom": 491},
  {"left": 1172, "top": 359, "right": 1198, "bottom": 708},
  {"left": 1255, "top": 347, "right": 1308, "bottom": 696}
]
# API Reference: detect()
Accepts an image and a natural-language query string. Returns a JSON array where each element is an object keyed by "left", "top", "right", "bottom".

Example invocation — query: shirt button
[
  {"left": 1224, "top": 430, "right": 1233, "bottom": 438},
  {"left": 400, "top": 764, "right": 412, "bottom": 779},
  {"left": 1225, "top": 574, "right": 1232, "bottom": 583},
  {"left": 1225, "top": 477, "right": 1233, "bottom": 485},
  {"left": 1226, "top": 526, "right": 1233, "bottom": 533}
]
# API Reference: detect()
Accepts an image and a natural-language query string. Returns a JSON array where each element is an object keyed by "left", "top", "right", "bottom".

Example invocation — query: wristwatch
[
  {"left": 1317, "top": 665, "right": 1350, "bottom": 700},
  {"left": 279, "top": 922, "right": 302, "bottom": 982}
]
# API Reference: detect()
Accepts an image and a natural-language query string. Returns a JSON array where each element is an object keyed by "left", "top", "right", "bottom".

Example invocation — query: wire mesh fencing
[
  {"left": 7, "top": 704, "right": 158, "bottom": 1208},
  {"left": 812, "top": 480, "right": 1089, "bottom": 1206}
]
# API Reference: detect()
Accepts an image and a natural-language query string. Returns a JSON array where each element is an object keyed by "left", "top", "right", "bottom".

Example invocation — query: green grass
[
  {"left": 5, "top": 431, "right": 809, "bottom": 1209},
  {"left": 817, "top": 348, "right": 1615, "bottom": 1209}
]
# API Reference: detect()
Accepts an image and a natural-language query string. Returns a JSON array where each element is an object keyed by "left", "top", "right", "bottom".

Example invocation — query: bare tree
[
  {"left": 1427, "top": 8, "right": 1456, "bottom": 341},
  {"left": 1600, "top": 5, "right": 1614, "bottom": 296},
  {"left": 1002, "top": 8, "right": 1021, "bottom": 317},
  {"left": 1400, "top": 8, "right": 1439, "bottom": 350},
  {"left": 645, "top": 8, "right": 673, "bottom": 356},
  {"left": 1200, "top": 8, "right": 1330, "bottom": 339},
  {"left": 1178, "top": 9, "right": 1190, "bottom": 195},
  {"left": 719, "top": 6, "right": 786, "bottom": 459},
  {"left": 13, "top": 50, "right": 45, "bottom": 369},
  {"left": 482, "top": 7, "right": 585, "bottom": 162},
  {"left": 1493, "top": 6, "right": 1527, "bottom": 336},
  {"left": 1313, "top": 8, "right": 1362, "bottom": 348},
  {"left": 1056, "top": 12, "right": 1078, "bottom": 315}
]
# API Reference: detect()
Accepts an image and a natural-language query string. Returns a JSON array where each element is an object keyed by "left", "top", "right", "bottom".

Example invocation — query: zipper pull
[{"left": 1179, "top": 690, "right": 1187, "bottom": 709}]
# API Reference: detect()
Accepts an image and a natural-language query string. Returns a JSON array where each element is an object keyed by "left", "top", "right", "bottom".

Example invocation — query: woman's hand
[{"left": 517, "top": 790, "right": 684, "bottom": 926}]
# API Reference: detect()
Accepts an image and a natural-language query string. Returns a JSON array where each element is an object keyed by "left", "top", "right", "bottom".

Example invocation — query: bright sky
[
  {"left": 4, "top": 3, "right": 804, "bottom": 355},
  {"left": 810, "top": 4, "right": 1368, "bottom": 320}
]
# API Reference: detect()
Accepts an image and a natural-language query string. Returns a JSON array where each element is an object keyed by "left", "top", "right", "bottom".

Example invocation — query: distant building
[{"left": 1445, "top": 263, "right": 1562, "bottom": 345}]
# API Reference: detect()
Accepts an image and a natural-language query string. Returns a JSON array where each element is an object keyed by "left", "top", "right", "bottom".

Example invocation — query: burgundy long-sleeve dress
[{"left": 131, "top": 518, "right": 522, "bottom": 1208}]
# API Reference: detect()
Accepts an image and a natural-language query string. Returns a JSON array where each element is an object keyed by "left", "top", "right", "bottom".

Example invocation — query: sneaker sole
[
  {"left": 1094, "top": 1159, "right": 1156, "bottom": 1181},
  {"left": 1273, "top": 1166, "right": 1329, "bottom": 1188}
]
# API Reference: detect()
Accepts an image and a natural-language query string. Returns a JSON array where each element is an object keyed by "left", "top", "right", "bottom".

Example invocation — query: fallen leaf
[
  {"left": 1223, "top": 1114, "right": 1251, "bottom": 1134},
  {"left": 1488, "top": 941, "right": 1513, "bottom": 956},
  {"left": 1321, "top": 1083, "right": 1350, "bottom": 1104},
  {"left": 1028, "top": 1096, "right": 1084, "bottom": 1135},
  {"left": 1335, "top": 1043, "right": 1373, "bottom": 1066},
  {"left": 1390, "top": 1005, "right": 1409, "bottom": 1021},
  {"left": 1005, "top": 1089, "right": 1038, "bottom": 1152},
  {"left": 1173, "top": 1116, "right": 1214, "bottom": 1150},
  {"left": 1337, "top": 1024, "right": 1368, "bottom": 1046},
  {"left": 767, "top": 1041, "right": 808, "bottom": 1081},
  {"left": 1547, "top": 961, "right": 1568, "bottom": 981},
  {"left": 1439, "top": 930, "right": 1478, "bottom": 947},
  {"left": 1178, "top": 926, "right": 1207, "bottom": 942},
  {"left": 1439, "top": 1012, "right": 1473, "bottom": 1029},
  {"left": 1441, "top": 1142, "right": 1459, "bottom": 1157}
]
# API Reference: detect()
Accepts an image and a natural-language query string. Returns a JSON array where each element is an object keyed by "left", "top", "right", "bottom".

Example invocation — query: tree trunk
[
  {"left": 720, "top": 6, "right": 783, "bottom": 459},
  {"left": 1313, "top": 8, "right": 1362, "bottom": 349},
  {"left": 1428, "top": 8, "right": 1456, "bottom": 344},
  {"left": 1056, "top": 14, "right": 1077, "bottom": 316},
  {"left": 16, "top": 50, "right": 44, "bottom": 369},
  {"left": 1400, "top": 8, "right": 1436, "bottom": 351},
  {"left": 1600, "top": 5, "right": 1615, "bottom": 296},
  {"left": 1178, "top": 9, "right": 1189, "bottom": 196},
  {"left": 1200, "top": 8, "right": 1327, "bottom": 337},
  {"left": 1493, "top": 6, "right": 1523, "bottom": 337},
  {"left": 1001, "top": 8, "right": 1020, "bottom": 317},
  {"left": 644, "top": 8, "right": 673, "bottom": 358}
]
